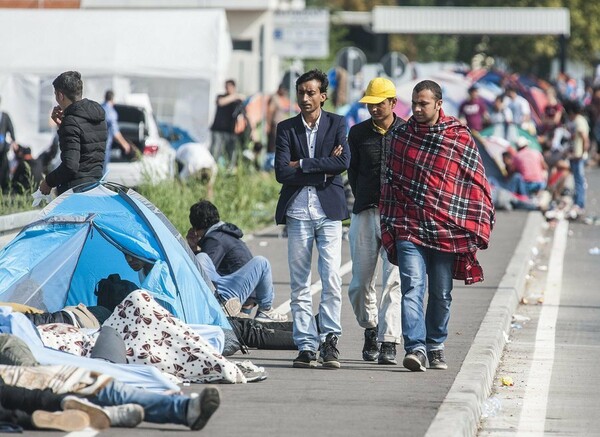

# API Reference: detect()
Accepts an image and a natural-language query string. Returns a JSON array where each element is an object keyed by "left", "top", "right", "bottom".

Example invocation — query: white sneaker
[
  {"left": 62, "top": 396, "right": 144, "bottom": 429},
  {"left": 61, "top": 396, "right": 110, "bottom": 430},
  {"left": 103, "top": 404, "right": 144, "bottom": 428},
  {"left": 32, "top": 410, "right": 90, "bottom": 432},
  {"left": 233, "top": 360, "right": 268, "bottom": 382},
  {"left": 254, "top": 307, "right": 288, "bottom": 323}
]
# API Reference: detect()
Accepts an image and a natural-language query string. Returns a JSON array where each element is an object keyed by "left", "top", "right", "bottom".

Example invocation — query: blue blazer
[{"left": 274, "top": 110, "right": 350, "bottom": 225}]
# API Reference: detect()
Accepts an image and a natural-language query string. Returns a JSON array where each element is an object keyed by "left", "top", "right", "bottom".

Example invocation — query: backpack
[{"left": 94, "top": 274, "right": 139, "bottom": 312}]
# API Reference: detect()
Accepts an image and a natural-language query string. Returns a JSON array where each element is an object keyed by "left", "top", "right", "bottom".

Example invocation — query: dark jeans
[{"left": 0, "top": 384, "right": 65, "bottom": 430}]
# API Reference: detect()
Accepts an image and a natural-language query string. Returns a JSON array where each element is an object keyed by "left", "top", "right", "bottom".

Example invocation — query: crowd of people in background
[{"left": 456, "top": 75, "right": 596, "bottom": 222}]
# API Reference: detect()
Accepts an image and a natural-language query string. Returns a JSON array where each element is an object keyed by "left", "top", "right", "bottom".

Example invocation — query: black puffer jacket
[
  {"left": 199, "top": 222, "right": 253, "bottom": 276},
  {"left": 347, "top": 115, "right": 405, "bottom": 214},
  {"left": 46, "top": 98, "right": 107, "bottom": 194}
]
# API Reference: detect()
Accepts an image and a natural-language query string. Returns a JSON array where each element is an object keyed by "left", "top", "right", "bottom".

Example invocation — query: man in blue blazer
[{"left": 274, "top": 69, "right": 350, "bottom": 369}]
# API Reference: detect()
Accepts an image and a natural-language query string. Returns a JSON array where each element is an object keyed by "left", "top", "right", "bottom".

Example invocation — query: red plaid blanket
[{"left": 379, "top": 109, "right": 495, "bottom": 284}]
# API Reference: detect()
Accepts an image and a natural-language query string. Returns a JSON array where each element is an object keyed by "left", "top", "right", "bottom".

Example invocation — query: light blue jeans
[
  {"left": 570, "top": 158, "right": 586, "bottom": 208},
  {"left": 92, "top": 380, "right": 188, "bottom": 425},
  {"left": 395, "top": 240, "right": 455, "bottom": 355},
  {"left": 196, "top": 253, "right": 274, "bottom": 310},
  {"left": 348, "top": 208, "right": 401, "bottom": 343},
  {"left": 287, "top": 217, "right": 343, "bottom": 352}
]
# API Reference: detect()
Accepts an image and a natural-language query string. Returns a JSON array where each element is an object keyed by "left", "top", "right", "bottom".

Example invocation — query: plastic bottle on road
[{"left": 481, "top": 396, "right": 502, "bottom": 419}]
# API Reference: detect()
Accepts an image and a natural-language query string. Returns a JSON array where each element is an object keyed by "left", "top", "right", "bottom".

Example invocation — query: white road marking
[
  {"left": 275, "top": 261, "right": 353, "bottom": 315},
  {"left": 64, "top": 428, "right": 98, "bottom": 437},
  {"left": 516, "top": 218, "right": 568, "bottom": 435}
]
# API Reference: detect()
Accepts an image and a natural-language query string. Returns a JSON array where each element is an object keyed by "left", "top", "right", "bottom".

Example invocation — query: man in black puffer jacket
[{"left": 40, "top": 71, "right": 106, "bottom": 196}]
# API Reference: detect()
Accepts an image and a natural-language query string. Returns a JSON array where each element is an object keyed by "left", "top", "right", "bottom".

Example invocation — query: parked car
[{"left": 106, "top": 103, "right": 176, "bottom": 187}]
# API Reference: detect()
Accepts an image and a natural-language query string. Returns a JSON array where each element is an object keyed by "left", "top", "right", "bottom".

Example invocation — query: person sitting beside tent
[
  {"left": 0, "top": 334, "right": 221, "bottom": 431},
  {"left": 500, "top": 150, "right": 529, "bottom": 196},
  {"left": 512, "top": 136, "right": 548, "bottom": 195},
  {"left": 195, "top": 253, "right": 288, "bottom": 323},
  {"left": 187, "top": 200, "right": 256, "bottom": 316},
  {"left": 540, "top": 159, "right": 575, "bottom": 219}
]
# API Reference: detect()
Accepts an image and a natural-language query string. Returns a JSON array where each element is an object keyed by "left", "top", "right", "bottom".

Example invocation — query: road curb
[
  {"left": 0, "top": 210, "right": 39, "bottom": 235},
  {"left": 425, "top": 211, "right": 546, "bottom": 437}
]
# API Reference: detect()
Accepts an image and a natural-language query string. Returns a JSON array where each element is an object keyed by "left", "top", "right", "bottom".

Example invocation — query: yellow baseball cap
[{"left": 359, "top": 77, "right": 397, "bottom": 104}]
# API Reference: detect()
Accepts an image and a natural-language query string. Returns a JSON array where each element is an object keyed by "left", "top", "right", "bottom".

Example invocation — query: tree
[{"left": 311, "top": 0, "right": 600, "bottom": 78}]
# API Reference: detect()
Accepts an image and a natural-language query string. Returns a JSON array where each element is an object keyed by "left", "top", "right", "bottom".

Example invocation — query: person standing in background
[
  {"left": 564, "top": 100, "right": 590, "bottom": 217},
  {"left": 274, "top": 69, "right": 350, "bottom": 370},
  {"left": 210, "top": 80, "right": 244, "bottom": 167},
  {"left": 39, "top": 71, "right": 107, "bottom": 196},
  {"left": 458, "top": 85, "right": 489, "bottom": 132},
  {"left": 347, "top": 77, "right": 403, "bottom": 365},
  {"left": 101, "top": 90, "right": 132, "bottom": 173},
  {"left": 0, "top": 95, "right": 16, "bottom": 193},
  {"left": 265, "top": 84, "right": 297, "bottom": 171}
]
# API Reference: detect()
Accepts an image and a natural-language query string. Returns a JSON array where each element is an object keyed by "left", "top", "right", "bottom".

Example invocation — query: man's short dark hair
[
  {"left": 189, "top": 200, "right": 220, "bottom": 230},
  {"left": 413, "top": 80, "right": 442, "bottom": 101},
  {"left": 104, "top": 90, "right": 114, "bottom": 102},
  {"left": 225, "top": 79, "right": 236, "bottom": 88},
  {"left": 296, "top": 69, "right": 329, "bottom": 94},
  {"left": 53, "top": 71, "right": 83, "bottom": 102}
]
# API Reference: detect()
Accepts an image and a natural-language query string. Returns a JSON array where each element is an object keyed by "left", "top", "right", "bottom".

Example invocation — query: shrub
[{"left": 136, "top": 163, "right": 279, "bottom": 235}]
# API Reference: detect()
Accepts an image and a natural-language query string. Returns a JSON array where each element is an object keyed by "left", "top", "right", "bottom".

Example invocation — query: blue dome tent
[{"left": 0, "top": 183, "right": 230, "bottom": 330}]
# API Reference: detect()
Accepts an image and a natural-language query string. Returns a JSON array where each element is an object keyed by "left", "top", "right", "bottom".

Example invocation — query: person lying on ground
[
  {"left": 0, "top": 334, "right": 220, "bottom": 431},
  {"left": 10, "top": 299, "right": 296, "bottom": 352},
  {"left": 31, "top": 290, "right": 265, "bottom": 383}
]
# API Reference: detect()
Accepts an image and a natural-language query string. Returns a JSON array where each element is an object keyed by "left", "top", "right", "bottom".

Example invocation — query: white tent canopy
[{"left": 0, "top": 8, "right": 231, "bottom": 153}]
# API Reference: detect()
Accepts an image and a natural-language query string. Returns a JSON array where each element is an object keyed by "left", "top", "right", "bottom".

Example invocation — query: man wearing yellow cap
[{"left": 347, "top": 77, "right": 404, "bottom": 365}]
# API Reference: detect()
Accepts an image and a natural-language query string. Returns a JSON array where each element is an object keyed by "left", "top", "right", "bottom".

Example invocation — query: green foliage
[
  {"left": 0, "top": 163, "right": 38, "bottom": 214},
  {"left": 320, "top": 0, "right": 600, "bottom": 77},
  {"left": 136, "top": 164, "right": 280, "bottom": 236},
  {"left": 0, "top": 192, "right": 34, "bottom": 215},
  {"left": 1, "top": 164, "right": 280, "bottom": 237}
]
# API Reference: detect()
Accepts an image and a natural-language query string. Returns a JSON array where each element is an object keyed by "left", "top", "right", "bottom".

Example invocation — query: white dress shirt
[{"left": 286, "top": 112, "right": 327, "bottom": 220}]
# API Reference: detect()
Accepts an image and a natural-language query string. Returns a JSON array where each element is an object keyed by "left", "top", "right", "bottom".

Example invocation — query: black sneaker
[
  {"left": 293, "top": 350, "right": 317, "bottom": 368},
  {"left": 317, "top": 342, "right": 324, "bottom": 364},
  {"left": 378, "top": 342, "right": 397, "bottom": 365},
  {"left": 403, "top": 350, "right": 427, "bottom": 372},
  {"left": 427, "top": 349, "right": 448, "bottom": 370},
  {"left": 362, "top": 327, "right": 379, "bottom": 361},
  {"left": 321, "top": 333, "right": 341, "bottom": 369}
]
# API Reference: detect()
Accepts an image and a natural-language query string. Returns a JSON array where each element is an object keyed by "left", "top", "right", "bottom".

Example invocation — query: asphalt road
[
  {"left": 15, "top": 166, "right": 600, "bottom": 437},
  {"left": 20, "top": 206, "right": 531, "bottom": 436},
  {"left": 480, "top": 165, "right": 600, "bottom": 436}
]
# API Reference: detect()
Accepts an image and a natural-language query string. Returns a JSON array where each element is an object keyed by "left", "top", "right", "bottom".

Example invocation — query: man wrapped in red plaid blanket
[{"left": 379, "top": 80, "right": 494, "bottom": 372}]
